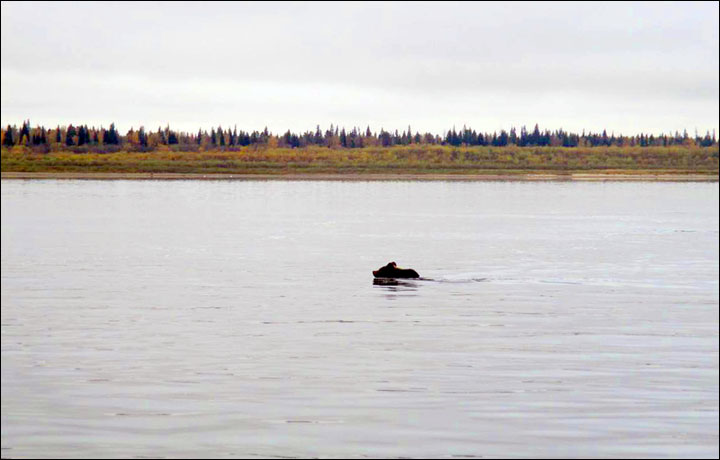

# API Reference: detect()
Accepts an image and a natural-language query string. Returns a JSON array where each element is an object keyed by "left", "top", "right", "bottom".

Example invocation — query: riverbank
[
  {"left": 2, "top": 171, "right": 718, "bottom": 181},
  {"left": 3, "top": 146, "right": 717, "bottom": 180}
]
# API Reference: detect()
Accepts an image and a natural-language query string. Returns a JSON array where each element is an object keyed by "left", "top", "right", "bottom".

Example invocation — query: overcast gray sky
[{"left": 1, "top": 1, "right": 718, "bottom": 135}]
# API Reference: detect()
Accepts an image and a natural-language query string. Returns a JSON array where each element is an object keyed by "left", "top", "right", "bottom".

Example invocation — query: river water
[{"left": 1, "top": 179, "right": 718, "bottom": 458}]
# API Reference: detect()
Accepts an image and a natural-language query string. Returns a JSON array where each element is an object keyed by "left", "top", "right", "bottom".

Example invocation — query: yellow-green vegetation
[{"left": 2, "top": 145, "right": 718, "bottom": 176}]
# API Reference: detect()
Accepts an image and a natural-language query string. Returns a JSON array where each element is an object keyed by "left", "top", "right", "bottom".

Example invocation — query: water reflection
[
  {"left": 372, "top": 278, "right": 420, "bottom": 287},
  {"left": 372, "top": 278, "right": 420, "bottom": 299}
]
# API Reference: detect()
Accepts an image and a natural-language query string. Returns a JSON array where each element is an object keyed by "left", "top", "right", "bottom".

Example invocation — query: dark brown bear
[{"left": 372, "top": 261, "right": 420, "bottom": 279}]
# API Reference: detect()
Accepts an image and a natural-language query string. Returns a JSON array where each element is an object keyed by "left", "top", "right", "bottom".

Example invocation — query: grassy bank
[{"left": 2, "top": 145, "right": 718, "bottom": 176}]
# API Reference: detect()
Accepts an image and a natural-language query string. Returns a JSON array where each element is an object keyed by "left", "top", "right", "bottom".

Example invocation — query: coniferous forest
[
  {"left": 2, "top": 121, "right": 718, "bottom": 150},
  {"left": 2, "top": 120, "right": 718, "bottom": 175}
]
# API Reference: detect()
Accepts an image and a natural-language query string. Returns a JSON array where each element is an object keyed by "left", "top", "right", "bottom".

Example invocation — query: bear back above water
[{"left": 372, "top": 261, "right": 420, "bottom": 279}]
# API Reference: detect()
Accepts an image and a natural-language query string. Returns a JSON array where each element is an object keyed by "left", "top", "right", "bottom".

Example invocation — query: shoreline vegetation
[{"left": 2, "top": 145, "right": 718, "bottom": 180}]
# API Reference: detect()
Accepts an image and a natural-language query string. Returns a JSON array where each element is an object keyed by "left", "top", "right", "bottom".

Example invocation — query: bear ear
[{"left": 390, "top": 261, "right": 397, "bottom": 266}]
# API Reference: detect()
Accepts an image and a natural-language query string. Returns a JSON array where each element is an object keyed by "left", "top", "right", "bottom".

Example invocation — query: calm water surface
[{"left": 1, "top": 180, "right": 718, "bottom": 458}]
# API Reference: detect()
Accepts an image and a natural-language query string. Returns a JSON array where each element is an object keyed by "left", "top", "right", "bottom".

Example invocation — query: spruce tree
[
  {"left": 3, "top": 125, "right": 14, "bottom": 147},
  {"left": 139, "top": 127, "right": 147, "bottom": 147},
  {"left": 77, "top": 126, "right": 86, "bottom": 146},
  {"left": 66, "top": 125, "right": 76, "bottom": 146}
]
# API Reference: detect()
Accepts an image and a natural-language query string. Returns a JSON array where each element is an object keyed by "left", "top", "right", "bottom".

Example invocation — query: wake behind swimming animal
[{"left": 372, "top": 261, "right": 420, "bottom": 279}]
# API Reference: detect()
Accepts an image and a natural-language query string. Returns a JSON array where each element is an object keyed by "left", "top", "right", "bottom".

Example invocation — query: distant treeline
[{"left": 2, "top": 120, "right": 717, "bottom": 153}]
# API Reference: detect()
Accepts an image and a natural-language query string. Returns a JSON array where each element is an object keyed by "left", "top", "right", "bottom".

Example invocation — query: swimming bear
[{"left": 372, "top": 261, "right": 420, "bottom": 279}]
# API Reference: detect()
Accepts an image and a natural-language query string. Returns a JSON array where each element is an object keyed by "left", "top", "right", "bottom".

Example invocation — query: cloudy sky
[{"left": 1, "top": 1, "right": 718, "bottom": 135}]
